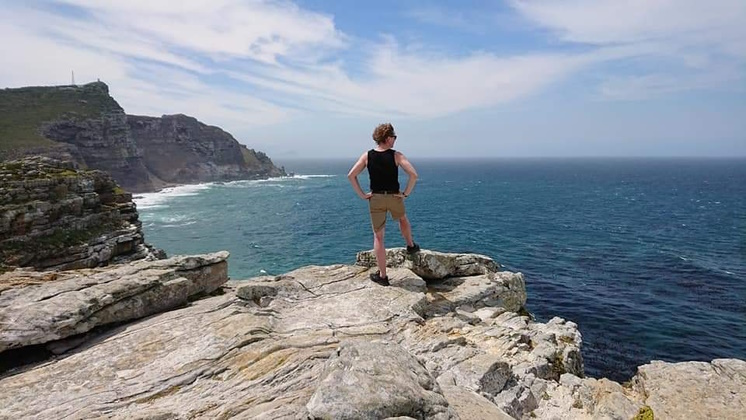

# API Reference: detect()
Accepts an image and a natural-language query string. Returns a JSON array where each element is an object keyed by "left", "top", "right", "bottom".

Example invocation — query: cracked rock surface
[
  {"left": 0, "top": 249, "right": 742, "bottom": 419},
  {"left": 0, "top": 252, "right": 228, "bottom": 352}
]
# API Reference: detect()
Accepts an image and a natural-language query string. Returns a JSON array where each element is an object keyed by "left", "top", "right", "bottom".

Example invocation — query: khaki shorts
[{"left": 369, "top": 193, "right": 405, "bottom": 231}]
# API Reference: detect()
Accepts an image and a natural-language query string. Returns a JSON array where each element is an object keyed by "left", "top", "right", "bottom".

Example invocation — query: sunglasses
[{"left": 391, "top": 135, "right": 397, "bottom": 139}]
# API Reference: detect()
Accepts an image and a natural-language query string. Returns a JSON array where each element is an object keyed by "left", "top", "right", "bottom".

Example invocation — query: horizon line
[{"left": 275, "top": 155, "right": 746, "bottom": 161}]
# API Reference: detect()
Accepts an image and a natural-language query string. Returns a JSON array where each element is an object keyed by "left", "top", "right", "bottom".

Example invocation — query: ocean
[{"left": 134, "top": 158, "right": 746, "bottom": 382}]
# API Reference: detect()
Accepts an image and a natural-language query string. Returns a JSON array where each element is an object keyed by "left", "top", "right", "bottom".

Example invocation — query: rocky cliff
[
  {"left": 0, "top": 248, "right": 742, "bottom": 419},
  {"left": 0, "top": 157, "right": 162, "bottom": 271},
  {"left": 0, "top": 82, "right": 285, "bottom": 192},
  {"left": 0, "top": 82, "right": 156, "bottom": 192},
  {"left": 128, "top": 114, "right": 285, "bottom": 184}
]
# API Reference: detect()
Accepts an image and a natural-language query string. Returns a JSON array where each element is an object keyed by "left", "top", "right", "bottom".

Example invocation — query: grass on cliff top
[
  {"left": 0, "top": 82, "right": 120, "bottom": 151},
  {"left": 0, "top": 160, "right": 82, "bottom": 181}
]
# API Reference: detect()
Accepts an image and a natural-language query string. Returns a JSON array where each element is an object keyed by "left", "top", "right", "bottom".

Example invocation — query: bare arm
[
  {"left": 347, "top": 152, "right": 372, "bottom": 200},
  {"left": 395, "top": 151, "right": 418, "bottom": 197}
]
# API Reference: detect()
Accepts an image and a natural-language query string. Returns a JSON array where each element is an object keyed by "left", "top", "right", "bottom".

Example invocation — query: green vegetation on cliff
[
  {"left": 632, "top": 406, "right": 654, "bottom": 420},
  {"left": 0, "top": 82, "right": 121, "bottom": 150},
  {"left": 1, "top": 159, "right": 84, "bottom": 182}
]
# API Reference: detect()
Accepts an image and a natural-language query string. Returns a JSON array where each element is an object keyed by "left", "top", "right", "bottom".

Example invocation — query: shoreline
[{"left": 130, "top": 173, "right": 300, "bottom": 195}]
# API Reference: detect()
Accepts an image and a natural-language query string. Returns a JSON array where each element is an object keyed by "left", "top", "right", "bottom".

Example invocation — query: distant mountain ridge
[{"left": 0, "top": 81, "right": 285, "bottom": 192}]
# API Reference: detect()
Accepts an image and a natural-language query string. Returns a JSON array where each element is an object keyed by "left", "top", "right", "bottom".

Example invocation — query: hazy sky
[{"left": 2, "top": 0, "right": 745, "bottom": 158}]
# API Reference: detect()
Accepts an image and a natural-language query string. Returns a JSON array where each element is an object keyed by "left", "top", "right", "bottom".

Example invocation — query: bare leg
[
  {"left": 398, "top": 215, "right": 414, "bottom": 247},
  {"left": 373, "top": 227, "right": 387, "bottom": 277}
]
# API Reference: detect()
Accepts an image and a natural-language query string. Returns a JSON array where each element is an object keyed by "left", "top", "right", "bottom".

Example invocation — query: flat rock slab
[
  {"left": 356, "top": 248, "right": 499, "bottom": 279},
  {"left": 259, "top": 266, "right": 428, "bottom": 334},
  {"left": 306, "top": 340, "right": 456, "bottom": 419},
  {"left": 0, "top": 265, "right": 436, "bottom": 419},
  {"left": 634, "top": 359, "right": 746, "bottom": 420},
  {"left": 0, "top": 252, "right": 228, "bottom": 352},
  {"left": 0, "top": 291, "right": 288, "bottom": 419},
  {"left": 426, "top": 271, "right": 526, "bottom": 314},
  {"left": 440, "top": 385, "right": 514, "bottom": 420},
  {"left": 1, "top": 251, "right": 742, "bottom": 419}
]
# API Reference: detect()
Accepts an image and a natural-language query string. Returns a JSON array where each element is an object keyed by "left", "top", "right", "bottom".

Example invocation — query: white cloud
[
  {"left": 0, "top": 23, "right": 128, "bottom": 88},
  {"left": 1, "top": 0, "right": 586, "bottom": 123},
  {"left": 0, "top": 1, "right": 304, "bottom": 129},
  {"left": 510, "top": 0, "right": 746, "bottom": 49},
  {"left": 54, "top": 0, "right": 347, "bottom": 64},
  {"left": 111, "top": 65, "right": 292, "bottom": 129},
  {"left": 597, "top": 67, "right": 743, "bottom": 101},
  {"left": 361, "top": 43, "right": 583, "bottom": 117},
  {"left": 406, "top": 5, "right": 530, "bottom": 34},
  {"left": 511, "top": 0, "right": 746, "bottom": 98},
  {"left": 225, "top": 39, "right": 585, "bottom": 119},
  {"left": 0, "top": 18, "right": 291, "bottom": 130},
  {"left": 2, "top": 0, "right": 744, "bottom": 141}
]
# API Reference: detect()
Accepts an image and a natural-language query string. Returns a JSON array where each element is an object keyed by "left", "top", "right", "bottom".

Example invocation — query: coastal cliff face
[
  {"left": 0, "top": 82, "right": 156, "bottom": 192},
  {"left": 0, "top": 82, "right": 285, "bottom": 192},
  {"left": 0, "top": 157, "right": 163, "bottom": 271},
  {"left": 1, "top": 248, "right": 742, "bottom": 419},
  {"left": 127, "top": 114, "right": 285, "bottom": 184}
]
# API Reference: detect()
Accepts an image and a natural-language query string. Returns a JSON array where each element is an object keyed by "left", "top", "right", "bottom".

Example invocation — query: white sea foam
[
  {"left": 162, "top": 221, "right": 197, "bottom": 228},
  {"left": 160, "top": 215, "right": 193, "bottom": 223},
  {"left": 221, "top": 175, "right": 336, "bottom": 188},
  {"left": 134, "top": 183, "right": 213, "bottom": 209},
  {"left": 292, "top": 174, "right": 336, "bottom": 179},
  {"left": 254, "top": 174, "right": 336, "bottom": 182}
]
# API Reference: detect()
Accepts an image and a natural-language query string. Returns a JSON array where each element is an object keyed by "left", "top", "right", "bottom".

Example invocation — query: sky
[{"left": 1, "top": 0, "right": 745, "bottom": 158}]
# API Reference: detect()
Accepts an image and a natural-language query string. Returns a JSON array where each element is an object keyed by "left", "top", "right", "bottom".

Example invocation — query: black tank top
[{"left": 367, "top": 149, "right": 399, "bottom": 192}]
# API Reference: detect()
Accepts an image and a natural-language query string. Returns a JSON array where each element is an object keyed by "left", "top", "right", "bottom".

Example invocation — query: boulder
[
  {"left": 306, "top": 340, "right": 456, "bottom": 419},
  {"left": 439, "top": 385, "right": 514, "bottom": 420},
  {"left": 356, "top": 248, "right": 499, "bottom": 279},
  {"left": 0, "top": 251, "right": 228, "bottom": 352},
  {"left": 424, "top": 271, "right": 526, "bottom": 315},
  {"left": 632, "top": 359, "right": 746, "bottom": 420}
]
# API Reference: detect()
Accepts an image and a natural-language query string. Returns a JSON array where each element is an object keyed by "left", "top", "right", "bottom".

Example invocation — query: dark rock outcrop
[
  {"left": 0, "top": 82, "right": 157, "bottom": 192},
  {"left": 127, "top": 114, "right": 285, "bottom": 184},
  {"left": 0, "top": 157, "right": 162, "bottom": 271},
  {"left": 0, "top": 82, "right": 285, "bottom": 192}
]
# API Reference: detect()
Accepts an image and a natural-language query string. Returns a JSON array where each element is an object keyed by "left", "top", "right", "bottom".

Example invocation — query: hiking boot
[
  {"left": 369, "top": 272, "right": 390, "bottom": 286},
  {"left": 406, "top": 243, "right": 421, "bottom": 255}
]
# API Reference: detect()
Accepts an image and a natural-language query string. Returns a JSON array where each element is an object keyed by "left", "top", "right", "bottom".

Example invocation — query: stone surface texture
[
  {"left": 0, "top": 157, "right": 163, "bottom": 270},
  {"left": 356, "top": 248, "right": 500, "bottom": 279},
  {"left": 0, "top": 250, "right": 742, "bottom": 420},
  {"left": 127, "top": 114, "right": 285, "bottom": 185},
  {"left": 0, "top": 251, "right": 229, "bottom": 352},
  {"left": 40, "top": 83, "right": 156, "bottom": 192},
  {"left": 632, "top": 359, "right": 745, "bottom": 420}
]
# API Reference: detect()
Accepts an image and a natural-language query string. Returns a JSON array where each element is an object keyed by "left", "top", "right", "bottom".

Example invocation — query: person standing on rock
[{"left": 347, "top": 123, "right": 420, "bottom": 286}]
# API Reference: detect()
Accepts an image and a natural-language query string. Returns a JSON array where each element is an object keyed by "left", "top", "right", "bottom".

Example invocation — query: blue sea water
[{"left": 135, "top": 158, "right": 746, "bottom": 382}]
